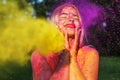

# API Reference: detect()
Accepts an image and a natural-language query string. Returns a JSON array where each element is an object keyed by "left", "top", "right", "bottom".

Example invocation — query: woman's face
[{"left": 57, "top": 6, "right": 81, "bottom": 36}]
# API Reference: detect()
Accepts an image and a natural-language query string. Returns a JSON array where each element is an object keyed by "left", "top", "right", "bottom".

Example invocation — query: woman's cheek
[
  {"left": 75, "top": 22, "right": 80, "bottom": 28},
  {"left": 59, "top": 19, "right": 66, "bottom": 27}
]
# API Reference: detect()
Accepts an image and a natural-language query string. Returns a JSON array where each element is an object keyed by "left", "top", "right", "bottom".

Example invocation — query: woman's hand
[
  {"left": 64, "top": 27, "right": 81, "bottom": 57},
  {"left": 71, "top": 27, "right": 81, "bottom": 56}
]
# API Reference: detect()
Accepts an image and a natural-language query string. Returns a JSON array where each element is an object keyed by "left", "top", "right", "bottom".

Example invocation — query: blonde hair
[{"left": 50, "top": 3, "right": 85, "bottom": 47}]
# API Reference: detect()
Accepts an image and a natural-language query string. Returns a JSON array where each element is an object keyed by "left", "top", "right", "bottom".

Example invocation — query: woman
[{"left": 31, "top": 3, "right": 99, "bottom": 80}]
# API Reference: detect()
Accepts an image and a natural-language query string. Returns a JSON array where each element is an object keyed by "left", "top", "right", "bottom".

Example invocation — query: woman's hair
[{"left": 50, "top": 3, "right": 85, "bottom": 48}]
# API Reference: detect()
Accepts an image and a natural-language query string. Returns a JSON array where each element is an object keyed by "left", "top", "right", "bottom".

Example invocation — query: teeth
[{"left": 66, "top": 28, "right": 75, "bottom": 30}]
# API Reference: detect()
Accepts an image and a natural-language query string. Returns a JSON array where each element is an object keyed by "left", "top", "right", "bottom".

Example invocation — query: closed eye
[
  {"left": 72, "top": 14, "right": 79, "bottom": 20},
  {"left": 59, "top": 13, "right": 68, "bottom": 18}
]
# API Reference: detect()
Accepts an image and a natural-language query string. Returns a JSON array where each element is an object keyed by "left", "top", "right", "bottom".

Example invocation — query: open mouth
[{"left": 64, "top": 24, "right": 75, "bottom": 28}]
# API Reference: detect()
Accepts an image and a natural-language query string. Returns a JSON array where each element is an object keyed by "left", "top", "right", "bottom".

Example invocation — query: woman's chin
[
  {"left": 67, "top": 31, "right": 75, "bottom": 37},
  {"left": 67, "top": 28, "right": 75, "bottom": 33}
]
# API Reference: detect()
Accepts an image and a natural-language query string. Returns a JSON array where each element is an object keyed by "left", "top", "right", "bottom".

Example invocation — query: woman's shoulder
[
  {"left": 31, "top": 50, "right": 59, "bottom": 62},
  {"left": 82, "top": 45, "right": 98, "bottom": 52},
  {"left": 78, "top": 45, "right": 99, "bottom": 57},
  {"left": 31, "top": 50, "right": 58, "bottom": 56},
  {"left": 31, "top": 50, "right": 59, "bottom": 72}
]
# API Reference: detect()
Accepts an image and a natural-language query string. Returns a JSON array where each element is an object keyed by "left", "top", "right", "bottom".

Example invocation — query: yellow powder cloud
[{"left": 0, "top": 1, "right": 64, "bottom": 65}]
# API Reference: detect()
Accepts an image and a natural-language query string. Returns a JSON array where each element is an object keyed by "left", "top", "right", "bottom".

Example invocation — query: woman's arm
[
  {"left": 77, "top": 46, "right": 99, "bottom": 80},
  {"left": 31, "top": 51, "right": 52, "bottom": 80},
  {"left": 70, "top": 50, "right": 86, "bottom": 80},
  {"left": 50, "top": 50, "right": 70, "bottom": 80}
]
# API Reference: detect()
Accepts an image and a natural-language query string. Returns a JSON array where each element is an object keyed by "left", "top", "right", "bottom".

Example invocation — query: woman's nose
[{"left": 68, "top": 15, "right": 74, "bottom": 22}]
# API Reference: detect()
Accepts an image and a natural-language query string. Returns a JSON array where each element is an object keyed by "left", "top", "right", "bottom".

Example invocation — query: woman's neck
[{"left": 68, "top": 37, "right": 75, "bottom": 49}]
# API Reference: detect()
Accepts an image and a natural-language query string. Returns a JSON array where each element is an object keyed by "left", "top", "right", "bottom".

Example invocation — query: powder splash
[
  {"left": 0, "top": 1, "right": 64, "bottom": 65},
  {"left": 0, "top": 19, "right": 64, "bottom": 62},
  {"left": 58, "top": 0, "right": 104, "bottom": 28}
]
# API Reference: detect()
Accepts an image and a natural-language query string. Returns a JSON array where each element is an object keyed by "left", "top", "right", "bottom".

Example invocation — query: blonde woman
[{"left": 31, "top": 3, "right": 99, "bottom": 80}]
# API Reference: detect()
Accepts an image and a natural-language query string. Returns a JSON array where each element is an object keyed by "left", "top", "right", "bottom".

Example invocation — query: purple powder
[{"left": 64, "top": 0, "right": 104, "bottom": 28}]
